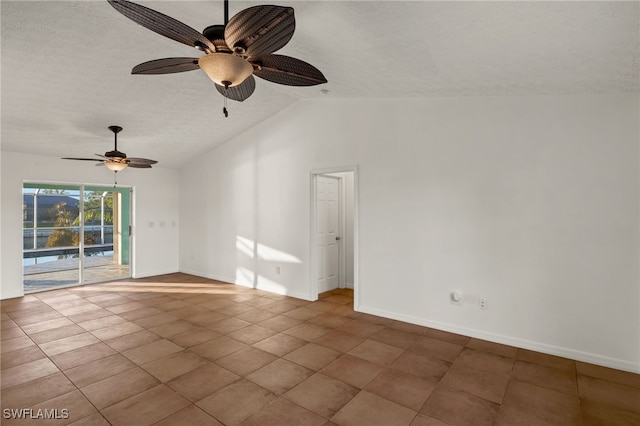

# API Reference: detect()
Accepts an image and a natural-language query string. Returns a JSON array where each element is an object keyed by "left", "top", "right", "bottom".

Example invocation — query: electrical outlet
[{"left": 479, "top": 298, "right": 488, "bottom": 310}]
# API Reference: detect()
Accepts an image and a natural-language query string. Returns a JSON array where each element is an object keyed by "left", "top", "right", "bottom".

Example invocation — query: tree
[
  {"left": 45, "top": 202, "right": 97, "bottom": 258},
  {"left": 45, "top": 202, "right": 75, "bottom": 249}
]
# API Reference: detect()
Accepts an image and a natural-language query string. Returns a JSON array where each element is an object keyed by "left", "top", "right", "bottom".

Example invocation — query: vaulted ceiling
[{"left": 2, "top": 1, "right": 638, "bottom": 168}]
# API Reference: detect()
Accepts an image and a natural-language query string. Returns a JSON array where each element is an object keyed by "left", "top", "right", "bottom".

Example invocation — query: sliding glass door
[{"left": 23, "top": 183, "right": 131, "bottom": 292}]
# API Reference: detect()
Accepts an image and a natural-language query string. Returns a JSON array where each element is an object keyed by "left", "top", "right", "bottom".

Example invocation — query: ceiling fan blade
[
  {"left": 127, "top": 157, "right": 158, "bottom": 165},
  {"left": 215, "top": 75, "right": 256, "bottom": 102},
  {"left": 62, "top": 157, "right": 103, "bottom": 162},
  {"left": 250, "top": 54, "right": 327, "bottom": 86},
  {"left": 132, "top": 58, "right": 200, "bottom": 75},
  {"left": 225, "top": 5, "right": 295, "bottom": 57},
  {"left": 127, "top": 163, "right": 153, "bottom": 169},
  {"left": 108, "top": 0, "right": 214, "bottom": 52}
]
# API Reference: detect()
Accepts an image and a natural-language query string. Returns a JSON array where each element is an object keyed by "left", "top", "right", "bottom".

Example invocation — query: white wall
[
  {"left": 179, "top": 93, "right": 639, "bottom": 372},
  {"left": 1, "top": 151, "right": 180, "bottom": 299}
]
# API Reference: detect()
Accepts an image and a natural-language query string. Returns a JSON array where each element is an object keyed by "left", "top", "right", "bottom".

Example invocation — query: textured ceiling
[{"left": 2, "top": 1, "right": 638, "bottom": 168}]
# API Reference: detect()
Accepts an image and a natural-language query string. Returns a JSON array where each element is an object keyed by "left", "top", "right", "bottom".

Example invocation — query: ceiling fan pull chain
[
  {"left": 223, "top": 84, "right": 229, "bottom": 118},
  {"left": 113, "top": 171, "right": 118, "bottom": 188}
]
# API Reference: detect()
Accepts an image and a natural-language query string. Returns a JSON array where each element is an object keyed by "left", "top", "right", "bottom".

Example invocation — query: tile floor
[{"left": 1, "top": 273, "right": 639, "bottom": 425}]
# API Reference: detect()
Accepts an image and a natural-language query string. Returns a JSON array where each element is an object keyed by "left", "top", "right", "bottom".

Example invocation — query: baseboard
[
  {"left": 179, "top": 268, "right": 314, "bottom": 301},
  {"left": 132, "top": 268, "right": 180, "bottom": 279},
  {"left": 357, "top": 304, "right": 640, "bottom": 374},
  {"left": 345, "top": 282, "right": 354, "bottom": 289},
  {"left": 1, "top": 290, "right": 25, "bottom": 300}
]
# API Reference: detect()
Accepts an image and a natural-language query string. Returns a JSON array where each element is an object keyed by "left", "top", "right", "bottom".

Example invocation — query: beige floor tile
[
  {"left": 580, "top": 399, "right": 640, "bottom": 425},
  {"left": 239, "top": 397, "right": 326, "bottom": 426},
  {"left": 167, "top": 363, "right": 240, "bottom": 402},
  {"left": 284, "top": 343, "right": 342, "bottom": 371},
  {"left": 122, "top": 339, "right": 184, "bottom": 365},
  {"left": 215, "top": 347, "right": 277, "bottom": 376},
  {"left": 101, "top": 384, "right": 190, "bottom": 426},
  {"left": 20, "top": 317, "right": 73, "bottom": 335},
  {"left": 142, "top": 351, "right": 209, "bottom": 382},
  {"left": 0, "top": 327, "right": 26, "bottom": 341},
  {"left": 196, "top": 379, "right": 277, "bottom": 425},
  {"left": 516, "top": 349, "right": 576, "bottom": 373},
  {"left": 336, "top": 319, "right": 385, "bottom": 338},
  {"left": 38, "top": 333, "right": 100, "bottom": 357},
  {"left": 332, "top": 390, "right": 417, "bottom": 426},
  {"left": 421, "top": 386, "right": 500, "bottom": 426},
  {"left": 252, "top": 333, "right": 307, "bottom": 357},
  {"left": 78, "top": 315, "right": 127, "bottom": 332},
  {"left": 50, "top": 342, "right": 116, "bottom": 370},
  {"left": 578, "top": 375, "right": 640, "bottom": 414},
  {"left": 1, "top": 336, "right": 36, "bottom": 353},
  {"left": 410, "top": 336, "right": 464, "bottom": 363},
  {"left": 67, "top": 412, "right": 111, "bottom": 426},
  {"left": 227, "top": 324, "right": 277, "bottom": 344},
  {"left": 148, "top": 320, "right": 195, "bottom": 338},
  {"left": 153, "top": 405, "right": 223, "bottom": 426},
  {"left": 1, "top": 358, "right": 60, "bottom": 389},
  {"left": 205, "top": 317, "right": 252, "bottom": 334},
  {"left": 390, "top": 350, "right": 451, "bottom": 381},
  {"left": 79, "top": 366, "right": 158, "bottom": 409},
  {"left": 314, "top": 330, "right": 366, "bottom": 353},
  {"left": 454, "top": 348, "right": 515, "bottom": 375},
  {"left": 365, "top": 369, "right": 437, "bottom": 411},
  {"left": 440, "top": 363, "right": 510, "bottom": 404},
  {"left": 190, "top": 335, "right": 247, "bottom": 361},
  {"left": 90, "top": 321, "right": 143, "bottom": 341},
  {"left": 65, "top": 354, "right": 136, "bottom": 387},
  {"left": 369, "top": 327, "right": 420, "bottom": 350},
  {"left": 168, "top": 326, "right": 219, "bottom": 348},
  {"left": 0, "top": 372, "right": 75, "bottom": 409},
  {"left": 502, "top": 380, "right": 581, "bottom": 424},
  {"left": 466, "top": 338, "right": 518, "bottom": 358},
  {"left": 348, "top": 339, "right": 404, "bottom": 365},
  {"left": 259, "top": 314, "right": 303, "bottom": 332},
  {"left": 247, "top": 358, "right": 314, "bottom": 394},
  {"left": 31, "top": 390, "right": 97, "bottom": 425},
  {"left": 103, "top": 330, "right": 160, "bottom": 352},
  {"left": 321, "top": 354, "right": 384, "bottom": 389},
  {"left": 285, "top": 373, "right": 360, "bottom": 419},
  {"left": 576, "top": 361, "right": 640, "bottom": 388},
  {"left": 1, "top": 345, "right": 47, "bottom": 370},
  {"left": 133, "top": 312, "right": 179, "bottom": 329},
  {"left": 284, "top": 323, "right": 331, "bottom": 342},
  {"left": 513, "top": 360, "right": 578, "bottom": 395}
]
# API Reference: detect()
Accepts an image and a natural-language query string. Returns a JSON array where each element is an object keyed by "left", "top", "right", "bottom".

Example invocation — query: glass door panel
[
  {"left": 82, "top": 189, "right": 130, "bottom": 284},
  {"left": 23, "top": 183, "right": 132, "bottom": 292},
  {"left": 23, "top": 185, "right": 82, "bottom": 292}
]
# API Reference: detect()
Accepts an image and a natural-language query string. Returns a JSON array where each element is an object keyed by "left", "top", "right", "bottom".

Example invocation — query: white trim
[
  {"left": 179, "top": 269, "right": 314, "bottom": 301},
  {"left": 357, "top": 304, "right": 640, "bottom": 374}
]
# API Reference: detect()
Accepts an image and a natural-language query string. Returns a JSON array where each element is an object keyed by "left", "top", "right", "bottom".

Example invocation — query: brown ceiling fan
[
  {"left": 62, "top": 126, "right": 158, "bottom": 173},
  {"left": 107, "top": 0, "right": 327, "bottom": 116}
]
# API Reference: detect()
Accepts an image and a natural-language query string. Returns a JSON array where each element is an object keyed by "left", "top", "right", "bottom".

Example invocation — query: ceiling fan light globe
[
  {"left": 105, "top": 161, "right": 128, "bottom": 172},
  {"left": 198, "top": 53, "right": 253, "bottom": 87}
]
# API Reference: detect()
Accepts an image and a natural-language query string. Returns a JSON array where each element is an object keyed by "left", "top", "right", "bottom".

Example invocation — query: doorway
[
  {"left": 22, "top": 182, "right": 132, "bottom": 292},
  {"left": 311, "top": 168, "right": 357, "bottom": 304}
]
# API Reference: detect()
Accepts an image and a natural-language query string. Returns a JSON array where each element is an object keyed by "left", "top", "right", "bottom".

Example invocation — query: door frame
[{"left": 310, "top": 166, "right": 359, "bottom": 309}]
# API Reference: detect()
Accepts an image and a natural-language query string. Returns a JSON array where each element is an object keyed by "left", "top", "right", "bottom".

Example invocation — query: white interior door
[{"left": 316, "top": 175, "right": 340, "bottom": 293}]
